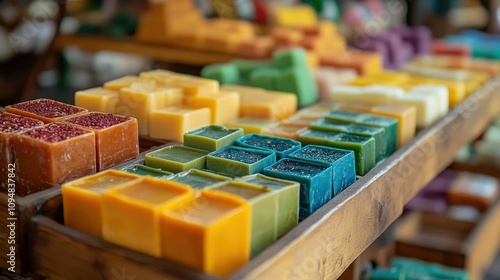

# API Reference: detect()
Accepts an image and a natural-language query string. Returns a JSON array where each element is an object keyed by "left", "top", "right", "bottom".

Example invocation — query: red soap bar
[
  {"left": 63, "top": 112, "right": 139, "bottom": 171},
  {"left": 432, "top": 40, "right": 471, "bottom": 57},
  {"left": 0, "top": 112, "right": 44, "bottom": 193},
  {"left": 12, "top": 123, "right": 96, "bottom": 196},
  {"left": 6, "top": 99, "right": 88, "bottom": 123}
]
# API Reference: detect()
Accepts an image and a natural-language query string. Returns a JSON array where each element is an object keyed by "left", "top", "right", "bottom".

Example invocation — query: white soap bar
[
  {"left": 363, "top": 85, "right": 404, "bottom": 104},
  {"left": 397, "top": 93, "right": 439, "bottom": 127},
  {"left": 329, "top": 85, "right": 363, "bottom": 103},
  {"left": 410, "top": 85, "right": 449, "bottom": 117},
  {"left": 403, "top": 64, "right": 469, "bottom": 81}
]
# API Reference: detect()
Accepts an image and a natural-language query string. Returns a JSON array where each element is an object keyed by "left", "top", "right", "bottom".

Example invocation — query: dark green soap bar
[
  {"left": 328, "top": 134, "right": 376, "bottom": 176},
  {"left": 235, "top": 133, "right": 301, "bottom": 160}
]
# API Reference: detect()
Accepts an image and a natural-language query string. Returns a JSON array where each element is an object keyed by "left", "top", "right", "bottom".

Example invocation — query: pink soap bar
[{"left": 6, "top": 99, "right": 88, "bottom": 123}]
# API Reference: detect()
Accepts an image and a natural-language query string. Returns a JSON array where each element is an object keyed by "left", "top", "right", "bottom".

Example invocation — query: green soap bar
[
  {"left": 120, "top": 164, "right": 174, "bottom": 179},
  {"left": 171, "top": 169, "right": 231, "bottom": 190},
  {"left": 201, "top": 63, "right": 240, "bottom": 84},
  {"left": 328, "top": 134, "right": 376, "bottom": 176},
  {"left": 276, "top": 67, "right": 318, "bottom": 107},
  {"left": 209, "top": 181, "right": 279, "bottom": 256},
  {"left": 145, "top": 146, "right": 209, "bottom": 173},
  {"left": 184, "top": 125, "right": 244, "bottom": 151},
  {"left": 298, "top": 129, "right": 341, "bottom": 146},
  {"left": 206, "top": 146, "right": 276, "bottom": 176},
  {"left": 273, "top": 49, "right": 308, "bottom": 69},
  {"left": 311, "top": 119, "right": 386, "bottom": 162},
  {"left": 232, "top": 60, "right": 272, "bottom": 80},
  {"left": 237, "top": 174, "right": 299, "bottom": 237},
  {"left": 249, "top": 67, "right": 281, "bottom": 91},
  {"left": 326, "top": 110, "right": 399, "bottom": 157}
]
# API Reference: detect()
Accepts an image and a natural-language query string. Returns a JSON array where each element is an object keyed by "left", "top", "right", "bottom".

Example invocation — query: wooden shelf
[{"left": 53, "top": 35, "right": 238, "bottom": 66}]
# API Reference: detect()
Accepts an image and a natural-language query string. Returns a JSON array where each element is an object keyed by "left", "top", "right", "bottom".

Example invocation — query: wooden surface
[
  {"left": 52, "top": 35, "right": 238, "bottom": 66},
  {"left": 27, "top": 76, "right": 500, "bottom": 279}
]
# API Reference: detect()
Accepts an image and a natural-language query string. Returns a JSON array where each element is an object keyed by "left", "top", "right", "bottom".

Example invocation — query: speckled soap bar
[
  {"left": 235, "top": 133, "right": 301, "bottom": 160},
  {"left": 289, "top": 145, "right": 356, "bottom": 196},
  {"left": 328, "top": 134, "right": 376, "bottom": 176},
  {"left": 206, "top": 146, "right": 276, "bottom": 177},
  {"left": 6, "top": 98, "right": 88, "bottom": 123},
  {"left": 121, "top": 164, "right": 174, "bottom": 180},
  {"left": 263, "top": 158, "right": 332, "bottom": 220},
  {"left": 184, "top": 125, "right": 244, "bottom": 151},
  {"left": 171, "top": 169, "right": 231, "bottom": 189},
  {"left": 145, "top": 145, "right": 209, "bottom": 173}
]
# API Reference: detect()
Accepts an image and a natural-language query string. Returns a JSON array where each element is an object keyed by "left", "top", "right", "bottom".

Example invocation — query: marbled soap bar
[
  {"left": 184, "top": 125, "right": 244, "bottom": 151},
  {"left": 62, "top": 170, "right": 141, "bottom": 236},
  {"left": 289, "top": 145, "right": 356, "bottom": 196},
  {"left": 75, "top": 87, "right": 119, "bottom": 113},
  {"left": 237, "top": 174, "right": 299, "bottom": 237},
  {"left": 311, "top": 119, "right": 386, "bottom": 162},
  {"left": 185, "top": 91, "right": 240, "bottom": 125},
  {"left": 206, "top": 146, "right": 276, "bottom": 177},
  {"left": 261, "top": 123, "right": 309, "bottom": 141},
  {"left": 12, "top": 123, "right": 96, "bottom": 196},
  {"left": 0, "top": 113, "right": 43, "bottom": 193},
  {"left": 209, "top": 181, "right": 278, "bottom": 256},
  {"left": 6, "top": 99, "right": 88, "bottom": 123},
  {"left": 171, "top": 169, "right": 231, "bottom": 189},
  {"left": 149, "top": 106, "right": 211, "bottom": 143},
  {"left": 328, "top": 134, "right": 376, "bottom": 176},
  {"left": 121, "top": 164, "right": 174, "bottom": 180},
  {"left": 160, "top": 189, "right": 251, "bottom": 277},
  {"left": 64, "top": 112, "right": 139, "bottom": 171},
  {"left": 235, "top": 133, "right": 301, "bottom": 160},
  {"left": 228, "top": 118, "right": 280, "bottom": 134},
  {"left": 145, "top": 145, "right": 209, "bottom": 174},
  {"left": 263, "top": 158, "right": 332, "bottom": 220},
  {"left": 102, "top": 177, "right": 195, "bottom": 257}
]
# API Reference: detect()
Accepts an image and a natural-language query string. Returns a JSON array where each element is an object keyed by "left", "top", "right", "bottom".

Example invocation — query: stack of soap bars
[{"left": 1, "top": 99, "right": 139, "bottom": 196}]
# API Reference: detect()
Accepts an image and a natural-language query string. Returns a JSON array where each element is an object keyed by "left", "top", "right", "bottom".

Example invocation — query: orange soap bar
[
  {"left": 0, "top": 113, "right": 43, "bottom": 193},
  {"left": 6, "top": 98, "right": 88, "bottom": 123},
  {"left": 149, "top": 106, "right": 211, "bottom": 143},
  {"left": 237, "top": 36, "right": 275, "bottom": 58},
  {"left": 75, "top": 87, "right": 119, "bottom": 114},
  {"left": 12, "top": 123, "right": 96, "bottom": 196},
  {"left": 102, "top": 177, "right": 195, "bottom": 257},
  {"left": 103, "top": 75, "right": 143, "bottom": 91},
  {"left": 161, "top": 189, "right": 251, "bottom": 277},
  {"left": 321, "top": 51, "right": 382, "bottom": 75},
  {"left": 272, "top": 28, "right": 304, "bottom": 45},
  {"left": 63, "top": 112, "right": 139, "bottom": 171},
  {"left": 186, "top": 91, "right": 240, "bottom": 125},
  {"left": 62, "top": 170, "right": 141, "bottom": 236}
]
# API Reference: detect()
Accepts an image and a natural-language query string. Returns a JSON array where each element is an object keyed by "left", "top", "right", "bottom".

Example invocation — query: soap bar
[
  {"left": 103, "top": 75, "right": 143, "bottom": 91},
  {"left": 274, "top": 5, "right": 317, "bottom": 27},
  {"left": 314, "top": 67, "right": 358, "bottom": 100},
  {"left": 231, "top": 61, "right": 273, "bottom": 80},
  {"left": 228, "top": 118, "right": 280, "bottom": 134},
  {"left": 404, "top": 76, "right": 466, "bottom": 107},
  {"left": 184, "top": 125, "right": 243, "bottom": 151},
  {"left": 169, "top": 76, "right": 219, "bottom": 96},
  {"left": 6, "top": 99, "right": 88, "bottom": 123},
  {"left": 149, "top": 106, "right": 211, "bottom": 143},
  {"left": 120, "top": 164, "right": 174, "bottom": 180},
  {"left": 249, "top": 67, "right": 281, "bottom": 91},
  {"left": 12, "top": 123, "right": 96, "bottom": 196},
  {"left": 206, "top": 146, "right": 276, "bottom": 177},
  {"left": 185, "top": 91, "right": 240, "bottom": 125},
  {"left": 261, "top": 123, "right": 309, "bottom": 140},
  {"left": 273, "top": 48, "right": 308, "bottom": 68},
  {"left": 236, "top": 37, "right": 275, "bottom": 58},
  {"left": 298, "top": 129, "right": 341, "bottom": 146},
  {"left": 63, "top": 112, "right": 139, "bottom": 171},
  {"left": 432, "top": 40, "right": 471, "bottom": 57},
  {"left": 160, "top": 189, "right": 251, "bottom": 277},
  {"left": 263, "top": 158, "right": 332, "bottom": 220},
  {"left": 237, "top": 174, "right": 299, "bottom": 237},
  {"left": 0, "top": 113, "right": 43, "bottom": 193},
  {"left": 102, "top": 177, "right": 195, "bottom": 257},
  {"left": 289, "top": 145, "right": 356, "bottom": 196},
  {"left": 283, "top": 114, "right": 322, "bottom": 127},
  {"left": 276, "top": 67, "right": 318, "bottom": 107},
  {"left": 328, "top": 134, "right": 376, "bottom": 176},
  {"left": 409, "top": 85, "right": 449, "bottom": 118},
  {"left": 234, "top": 133, "right": 301, "bottom": 160},
  {"left": 75, "top": 87, "right": 119, "bottom": 113},
  {"left": 311, "top": 119, "right": 386, "bottom": 162},
  {"left": 201, "top": 63, "right": 240, "bottom": 84},
  {"left": 321, "top": 51, "right": 382, "bottom": 75},
  {"left": 448, "top": 173, "right": 499, "bottom": 212},
  {"left": 145, "top": 145, "right": 209, "bottom": 174},
  {"left": 396, "top": 92, "right": 439, "bottom": 127},
  {"left": 171, "top": 169, "right": 231, "bottom": 189},
  {"left": 62, "top": 170, "right": 141, "bottom": 236},
  {"left": 209, "top": 181, "right": 278, "bottom": 256}
]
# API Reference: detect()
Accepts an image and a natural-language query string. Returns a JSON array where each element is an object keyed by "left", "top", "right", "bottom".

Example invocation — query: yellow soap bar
[
  {"left": 75, "top": 87, "right": 119, "bottom": 113},
  {"left": 149, "top": 106, "right": 211, "bottom": 142},
  {"left": 104, "top": 75, "right": 143, "bottom": 91},
  {"left": 274, "top": 5, "right": 318, "bottom": 27},
  {"left": 404, "top": 76, "right": 466, "bottom": 107},
  {"left": 140, "top": 69, "right": 182, "bottom": 84},
  {"left": 62, "top": 170, "right": 141, "bottom": 237},
  {"left": 228, "top": 118, "right": 280, "bottom": 134},
  {"left": 170, "top": 76, "right": 220, "bottom": 96},
  {"left": 186, "top": 91, "right": 240, "bottom": 125},
  {"left": 262, "top": 123, "right": 309, "bottom": 140},
  {"left": 349, "top": 71, "right": 410, "bottom": 86},
  {"left": 102, "top": 177, "right": 195, "bottom": 257},
  {"left": 161, "top": 189, "right": 251, "bottom": 277}
]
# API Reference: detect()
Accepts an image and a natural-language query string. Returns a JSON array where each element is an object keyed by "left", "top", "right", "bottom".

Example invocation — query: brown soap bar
[
  {"left": 6, "top": 98, "right": 88, "bottom": 123},
  {"left": 448, "top": 172, "right": 499, "bottom": 212},
  {"left": 0, "top": 112, "right": 44, "bottom": 192},
  {"left": 12, "top": 123, "right": 96, "bottom": 196},
  {"left": 64, "top": 112, "right": 139, "bottom": 171}
]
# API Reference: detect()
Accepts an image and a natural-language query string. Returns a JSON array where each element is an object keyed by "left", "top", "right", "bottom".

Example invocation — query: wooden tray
[{"left": 395, "top": 200, "right": 500, "bottom": 280}]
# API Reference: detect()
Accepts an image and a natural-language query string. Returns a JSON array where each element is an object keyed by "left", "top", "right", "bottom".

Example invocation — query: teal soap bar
[
  {"left": 231, "top": 60, "right": 272, "bottom": 80},
  {"left": 145, "top": 145, "right": 209, "bottom": 173},
  {"left": 263, "top": 158, "right": 332, "bottom": 220},
  {"left": 276, "top": 67, "right": 318, "bottom": 107},
  {"left": 328, "top": 134, "right": 376, "bottom": 176},
  {"left": 120, "top": 164, "right": 174, "bottom": 179},
  {"left": 311, "top": 119, "right": 386, "bottom": 162},
  {"left": 184, "top": 125, "right": 244, "bottom": 151},
  {"left": 249, "top": 67, "right": 281, "bottom": 90},
  {"left": 206, "top": 146, "right": 276, "bottom": 176},
  {"left": 289, "top": 145, "right": 356, "bottom": 196},
  {"left": 237, "top": 174, "right": 300, "bottom": 237},
  {"left": 235, "top": 133, "right": 302, "bottom": 160},
  {"left": 273, "top": 49, "right": 308, "bottom": 68},
  {"left": 171, "top": 169, "right": 231, "bottom": 190},
  {"left": 326, "top": 110, "right": 399, "bottom": 156},
  {"left": 298, "top": 129, "right": 341, "bottom": 146},
  {"left": 201, "top": 63, "right": 240, "bottom": 84}
]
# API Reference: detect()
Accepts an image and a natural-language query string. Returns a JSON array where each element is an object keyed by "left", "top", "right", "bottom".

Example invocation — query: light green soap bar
[
  {"left": 184, "top": 125, "right": 244, "bottom": 151},
  {"left": 231, "top": 60, "right": 272, "bottom": 80},
  {"left": 249, "top": 67, "right": 281, "bottom": 91},
  {"left": 201, "top": 63, "right": 239, "bottom": 84},
  {"left": 145, "top": 146, "right": 209, "bottom": 173},
  {"left": 276, "top": 67, "right": 318, "bottom": 107},
  {"left": 171, "top": 169, "right": 231, "bottom": 190},
  {"left": 273, "top": 49, "right": 308, "bottom": 69}
]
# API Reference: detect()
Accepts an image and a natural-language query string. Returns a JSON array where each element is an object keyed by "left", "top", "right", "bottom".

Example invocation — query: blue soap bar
[
  {"left": 206, "top": 146, "right": 276, "bottom": 176},
  {"left": 235, "top": 133, "right": 302, "bottom": 160},
  {"left": 288, "top": 145, "right": 356, "bottom": 196},
  {"left": 263, "top": 158, "right": 332, "bottom": 220}
]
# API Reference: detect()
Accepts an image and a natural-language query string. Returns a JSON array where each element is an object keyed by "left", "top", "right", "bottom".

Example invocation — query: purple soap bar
[
  {"left": 404, "top": 196, "right": 447, "bottom": 214},
  {"left": 392, "top": 26, "right": 432, "bottom": 55},
  {"left": 420, "top": 177, "right": 453, "bottom": 199}
]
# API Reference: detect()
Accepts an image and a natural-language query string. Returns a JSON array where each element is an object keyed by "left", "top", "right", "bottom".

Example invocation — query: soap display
[
  {"left": 206, "top": 146, "right": 276, "bottom": 176},
  {"left": 6, "top": 98, "right": 88, "bottom": 123},
  {"left": 145, "top": 145, "right": 209, "bottom": 173},
  {"left": 184, "top": 125, "right": 244, "bottom": 151},
  {"left": 234, "top": 133, "right": 301, "bottom": 160}
]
